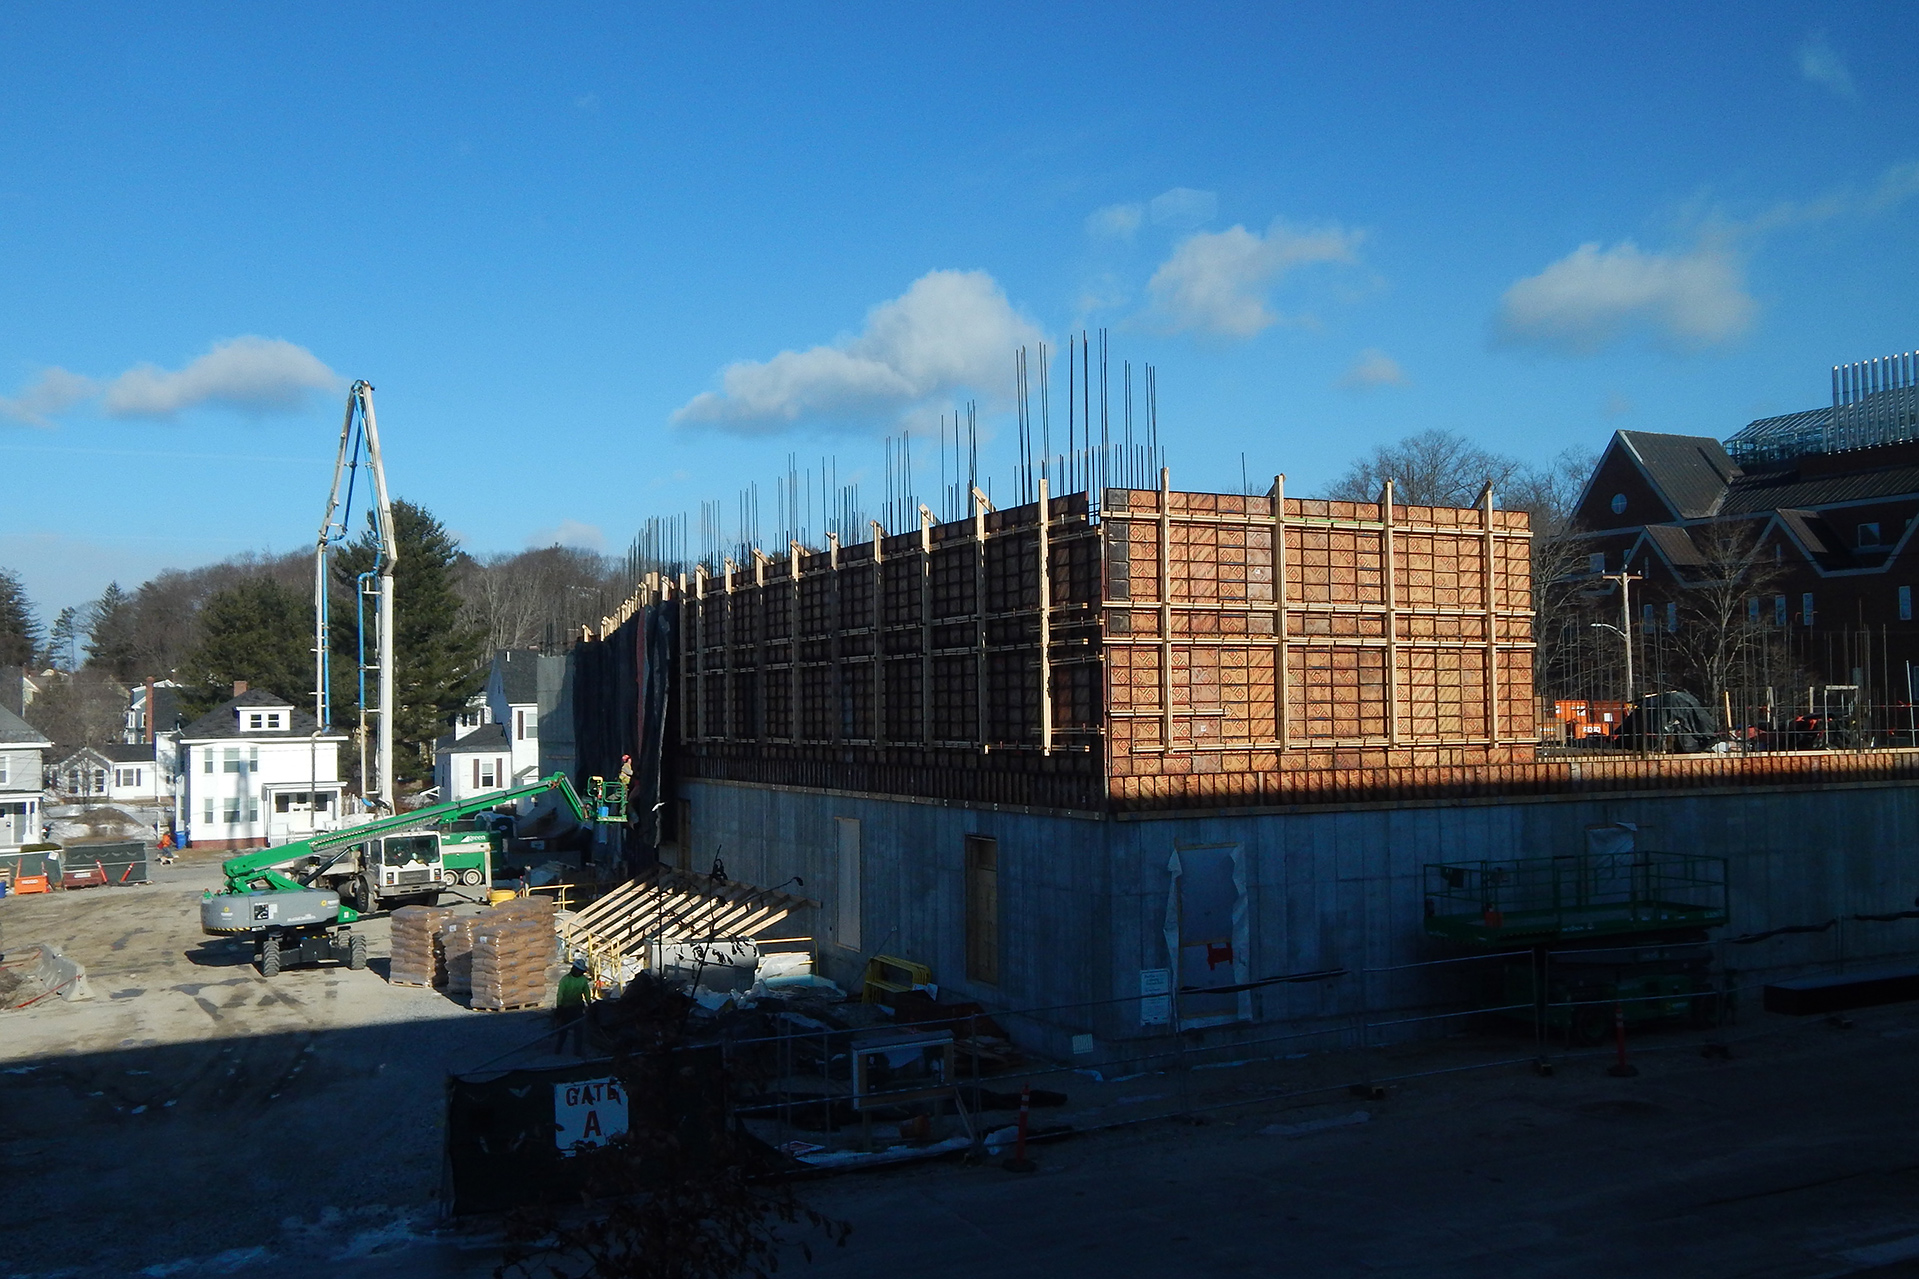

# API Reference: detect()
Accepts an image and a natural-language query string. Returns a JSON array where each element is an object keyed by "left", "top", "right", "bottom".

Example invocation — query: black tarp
[
  {"left": 1613, "top": 690, "right": 1720, "bottom": 753},
  {"left": 570, "top": 599, "right": 678, "bottom": 878}
]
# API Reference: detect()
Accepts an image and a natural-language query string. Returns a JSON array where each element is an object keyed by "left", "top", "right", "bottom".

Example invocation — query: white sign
[
  {"left": 554, "top": 1077, "right": 628, "bottom": 1156},
  {"left": 1139, "top": 968, "right": 1172, "bottom": 1026}
]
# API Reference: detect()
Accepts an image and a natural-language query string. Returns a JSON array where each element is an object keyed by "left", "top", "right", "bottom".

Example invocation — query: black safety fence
[{"left": 442, "top": 911, "right": 1919, "bottom": 1203}]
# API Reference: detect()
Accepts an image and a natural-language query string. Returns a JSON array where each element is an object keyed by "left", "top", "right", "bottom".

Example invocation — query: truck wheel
[
  {"left": 348, "top": 932, "right": 367, "bottom": 970},
  {"left": 260, "top": 935, "right": 282, "bottom": 978},
  {"left": 351, "top": 877, "right": 373, "bottom": 914},
  {"left": 462, "top": 869, "right": 484, "bottom": 887}
]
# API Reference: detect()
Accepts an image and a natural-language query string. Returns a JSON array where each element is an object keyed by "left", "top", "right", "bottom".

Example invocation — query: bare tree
[
  {"left": 25, "top": 668, "right": 128, "bottom": 749},
  {"left": 1325, "top": 429, "right": 1531, "bottom": 509},
  {"left": 1670, "top": 522, "right": 1790, "bottom": 729},
  {"left": 457, "top": 546, "right": 629, "bottom": 653}
]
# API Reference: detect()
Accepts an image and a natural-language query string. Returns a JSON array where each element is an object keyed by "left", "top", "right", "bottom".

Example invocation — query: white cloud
[
  {"left": 673, "top": 270, "right": 1043, "bottom": 433},
  {"left": 1149, "top": 188, "right": 1218, "bottom": 230},
  {"left": 528, "top": 519, "right": 606, "bottom": 552},
  {"left": 1798, "top": 33, "right": 1856, "bottom": 99},
  {"left": 103, "top": 337, "right": 339, "bottom": 418},
  {"left": 1143, "top": 219, "right": 1363, "bottom": 338},
  {"left": 1338, "top": 349, "right": 1407, "bottom": 390},
  {"left": 1495, "top": 240, "right": 1755, "bottom": 354},
  {"left": 0, "top": 368, "right": 98, "bottom": 426},
  {"left": 1087, "top": 203, "right": 1143, "bottom": 240}
]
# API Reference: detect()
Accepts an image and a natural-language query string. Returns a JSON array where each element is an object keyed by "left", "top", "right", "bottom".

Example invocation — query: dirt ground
[
  {"left": 13, "top": 857, "right": 1919, "bottom": 1279},
  {"left": 0, "top": 854, "right": 560, "bottom": 1279}
]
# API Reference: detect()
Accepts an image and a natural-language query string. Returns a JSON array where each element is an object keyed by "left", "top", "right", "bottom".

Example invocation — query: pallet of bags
[
  {"left": 471, "top": 913, "right": 556, "bottom": 1011},
  {"left": 439, "top": 916, "right": 476, "bottom": 998},
  {"left": 388, "top": 905, "right": 453, "bottom": 986}
]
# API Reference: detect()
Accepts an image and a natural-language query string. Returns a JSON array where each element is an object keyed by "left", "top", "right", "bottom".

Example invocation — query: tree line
[{"left": 0, "top": 506, "right": 628, "bottom": 785}]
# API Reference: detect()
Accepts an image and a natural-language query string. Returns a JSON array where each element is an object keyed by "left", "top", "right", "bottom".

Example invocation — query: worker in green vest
[{"left": 554, "top": 959, "right": 591, "bottom": 1054}]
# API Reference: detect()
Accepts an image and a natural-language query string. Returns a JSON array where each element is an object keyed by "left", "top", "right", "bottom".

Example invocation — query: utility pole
[{"left": 1598, "top": 571, "right": 1643, "bottom": 702}]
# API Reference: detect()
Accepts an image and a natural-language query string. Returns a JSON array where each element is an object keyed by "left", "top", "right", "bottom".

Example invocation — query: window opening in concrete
[
  {"left": 1168, "top": 843, "right": 1249, "bottom": 1028},
  {"left": 836, "top": 816, "right": 862, "bottom": 951},
  {"left": 965, "top": 834, "right": 999, "bottom": 985}
]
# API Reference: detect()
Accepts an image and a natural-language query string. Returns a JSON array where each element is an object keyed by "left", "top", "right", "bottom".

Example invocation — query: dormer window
[
  {"left": 242, "top": 710, "right": 285, "bottom": 731},
  {"left": 1858, "top": 522, "right": 1883, "bottom": 547}
]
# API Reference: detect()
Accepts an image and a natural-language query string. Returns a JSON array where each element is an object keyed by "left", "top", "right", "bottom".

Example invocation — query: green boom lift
[{"left": 201, "top": 772, "right": 596, "bottom": 976}]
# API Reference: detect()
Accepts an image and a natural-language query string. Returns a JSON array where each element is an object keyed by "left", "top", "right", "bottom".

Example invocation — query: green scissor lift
[{"left": 1423, "top": 850, "right": 1731, "bottom": 1043}]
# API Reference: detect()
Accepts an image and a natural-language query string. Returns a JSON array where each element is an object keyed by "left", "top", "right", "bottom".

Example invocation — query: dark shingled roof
[
  {"left": 0, "top": 703, "right": 51, "bottom": 747},
  {"left": 1619, "top": 431, "right": 1740, "bottom": 519},
  {"left": 1718, "top": 462, "right": 1919, "bottom": 516},
  {"left": 1642, "top": 524, "right": 1706, "bottom": 568},
  {"left": 496, "top": 650, "right": 540, "bottom": 705},
  {"left": 103, "top": 742, "right": 157, "bottom": 764},
  {"left": 179, "top": 689, "right": 340, "bottom": 741},
  {"left": 436, "top": 723, "right": 509, "bottom": 754}
]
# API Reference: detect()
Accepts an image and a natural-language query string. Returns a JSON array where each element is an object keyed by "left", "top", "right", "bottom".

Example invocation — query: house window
[
  {"left": 1902, "top": 586, "right": 1913, "bottom": 622},
  {"left": 223, "top": 798, "right": 241, "bottom": 824},
  {"left": 1802, "top": 593, "right": 1815, "bottom": 627},
  {"left": 1589, "top": 552, "right": 1606, "bottom": 575},
  {"left": 515, "top": 709, "right": 525, "bottom": 741},
  {"left": 965, "top": 835, "right": 999, "bottom": 985},
  {"left": 245, "top": 795, "right": 259, "bottom": 823},
  {"left": 1748, "top": 598, "right": 1761, "bottom": 623},
  {"left": 223, "top": 748, "right": 241, "bottom": 774},
  {"left": 1775, "top": 595, "right": 1788, "bottom": 627},
  {"left": 267, "top": 712, "right": 281, "bottom": 728},
  {"left": 1610, "top": 493, "right": 1627, "bottom": 515},
  {"left": 1640, "top": 603, "right": 1654, "bottom": 633},
  {"left": 204, "top": 798, "right": 213, "bottom": 824},
  {"left": 248, "top": 712, "right": 264, "bottom": 730},
  {"left": 0, "top": 759, "right": 7, "bottom": 786},
  {"left": 1666, "top": 602, "right": 1678, "bottom": 633},
  {"left": 204, "top": 752, "right": 213, "bottom": 774},
  {"left": 93, "top": 769, "right": 106, "bottom": 791},
  {"left": 1860, "top": 523, "right": 1883, "bottom": 547}
]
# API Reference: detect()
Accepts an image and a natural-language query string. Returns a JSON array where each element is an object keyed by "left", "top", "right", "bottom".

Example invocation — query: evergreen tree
[
  {"left": 83, "top": 581, "right": 141, "bottom": 680},
  {"left": 46, "top": 606, "right": 80, "bottom": 671},
  {"left": 179, "top": 576, "right": 316, "bottom": 714},
  {"left": 335, "top": 500, "right": 486, "bottom": 784},
  {"left": 0, "top": 568, "right": 40, "bottom": 667}
]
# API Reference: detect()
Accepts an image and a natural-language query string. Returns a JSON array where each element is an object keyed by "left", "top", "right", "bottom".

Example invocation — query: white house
[
  {"left": 125, "top": 679, "right": 186, "bottom": 788},
  {"left": 51, "top": 743, "right": 163, "bottom": 803},
  {"left": 0, "top": 704, "right": 51, "bottom": 849},
  {"left": 485, "top": 649, "right": 544, "bottom": 785},
  {"left": 179, "top": 687, "right": 347, "bottom": 851},
  {"left": 432, "top": 722, "right": 512, "bottom": 804}
]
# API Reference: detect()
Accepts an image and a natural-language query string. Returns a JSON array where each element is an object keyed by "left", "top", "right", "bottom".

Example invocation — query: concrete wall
[{"left": 685, "top": 776, "right": 1919, "bottom": 1059}]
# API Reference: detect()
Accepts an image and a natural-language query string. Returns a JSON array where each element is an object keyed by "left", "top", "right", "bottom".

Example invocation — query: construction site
[{"left": 12, "top": 349, "right": 1919, "bottom": 1278}]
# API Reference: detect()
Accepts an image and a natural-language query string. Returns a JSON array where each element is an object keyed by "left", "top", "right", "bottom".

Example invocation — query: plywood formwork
[
  {"left": 659, "top": 474, "right": 1536, "bottom": 813},
  {"left": 1099, "top": 478, "right": 1535, "bottom": 809}
]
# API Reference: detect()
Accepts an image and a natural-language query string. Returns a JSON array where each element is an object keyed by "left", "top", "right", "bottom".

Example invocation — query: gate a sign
[{"left": 553, "top": 1077, "right": 628, "bottom": 1156}]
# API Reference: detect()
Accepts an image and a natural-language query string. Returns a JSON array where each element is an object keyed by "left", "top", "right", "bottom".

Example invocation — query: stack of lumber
[
  {"left": 439, "top": 917, "right": 476, "bottom": 997},
  {"left": 388, "top": 904, "right": 452, "bottom": 986},
  {"left": 471, "top": 900, "right": 560, "bottom": 1010},
  {"left": 559, "top": 868, "right": 812, "bottom": 962}
]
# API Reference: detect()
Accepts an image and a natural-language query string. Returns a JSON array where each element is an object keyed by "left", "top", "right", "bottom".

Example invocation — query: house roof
[
  {"left": 1718, "top": 461, "right": 1919, "bottom": 516},
  {"left": 1618, "top": 431, "right": 1741, "bottom": 519},
  {"left": 436, "top": 722, "right": 509, "bottom": 754},
  {"left": 496, "top": 650, "right": 540, "bottom": 704},
  {"left": 178, "top": 689, "right": 341, "bottom": 742},
  {"left": 103, "top": 742, "right": 157, "bottom": 764},
  {"left": 0, "top": 703, "right": 51, "bottom": 748},
  {"left": 1642, "top": 524, "right": 1706, "bottom": 568}
]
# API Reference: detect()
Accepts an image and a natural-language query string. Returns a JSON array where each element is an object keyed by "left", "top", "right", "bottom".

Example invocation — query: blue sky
[{"left": 2, "top": 3, "right": 1915, "bottom": 617}]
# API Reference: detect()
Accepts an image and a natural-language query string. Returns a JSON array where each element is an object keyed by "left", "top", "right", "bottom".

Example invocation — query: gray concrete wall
[{"left": 685, "top": 776, "right": 1919, "bottom": 1059}]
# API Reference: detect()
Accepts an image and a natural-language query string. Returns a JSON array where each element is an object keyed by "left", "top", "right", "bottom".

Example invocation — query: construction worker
[
  {"left": 617, "top": 753, "right": 633, "bottom": 790},
  {"left": 554, "top": 958, "right": 591, "bottom": 1055}
]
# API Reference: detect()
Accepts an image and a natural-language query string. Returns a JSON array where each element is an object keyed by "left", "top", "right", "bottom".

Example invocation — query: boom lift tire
[
  {"left": 348, "top": 932, "right": 368, "bottom": 970},
  {"left": 260, "top": 935, "right": 283, "bottom": 977},
  {"left": 351, "top": 876, "right": 373, "bottom": 915}
]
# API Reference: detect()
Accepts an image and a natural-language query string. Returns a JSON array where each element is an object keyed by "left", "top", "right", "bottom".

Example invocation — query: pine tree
[
  {"left": 179, "top": 576, "right": 317, "bottom": 715},
  {"left": 0, "top": 568, "right": 41, "bottom": 667},
  {"left": 46, "top": 606, "right": 80, "bottom": 672},
  {"left": 335, "top": 500, "right": 486, "bottom": 785},
  {"left": 83, "top": 581, "right": 141, "bottom": 680}
]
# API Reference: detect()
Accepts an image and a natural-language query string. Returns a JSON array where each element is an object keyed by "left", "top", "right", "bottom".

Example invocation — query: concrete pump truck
[{"left": 200, "top": 773, "right": 592, "bottom": 975}]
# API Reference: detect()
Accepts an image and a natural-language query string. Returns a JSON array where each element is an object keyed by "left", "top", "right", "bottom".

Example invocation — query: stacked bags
[
  {"left": 471, "top": 896, "right": 561, "bottom": 1010},
  {"left": 439, "top": 917, "right": 476, "bottom": 998},
  {"left": 388, "top": 905, "right": 452, "bottom": 987}
]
